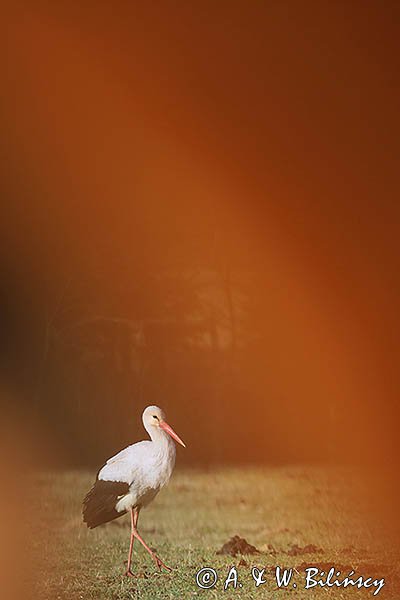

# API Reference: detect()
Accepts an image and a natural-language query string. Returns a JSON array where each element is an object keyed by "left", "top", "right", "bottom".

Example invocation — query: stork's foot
[
  {"left": 154, "top": 555, "right": 172, "bottom": 572},
  {"left": 125, "top": 568, "right": 135, "bottom": 577}
]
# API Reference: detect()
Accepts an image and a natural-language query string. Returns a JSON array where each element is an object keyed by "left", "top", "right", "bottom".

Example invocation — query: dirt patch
[
  {"left": 286, "top": 544, "right": 324, "bottom": 556},
  {"left": 217, "top": 535, "right": 260, "bottom": 556}
]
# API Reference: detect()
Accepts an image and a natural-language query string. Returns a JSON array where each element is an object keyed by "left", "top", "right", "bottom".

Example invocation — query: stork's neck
[{"left": 147, "top": 425, "right": 175, "bottom": 450}]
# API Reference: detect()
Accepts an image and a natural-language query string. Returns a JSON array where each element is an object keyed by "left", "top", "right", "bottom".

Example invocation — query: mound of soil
[
  {"left": 217, "top": 535, "right": 260, "bottom": 556},
  {"left": 286, "top": 544, "right": 324, "bottom": 556}
]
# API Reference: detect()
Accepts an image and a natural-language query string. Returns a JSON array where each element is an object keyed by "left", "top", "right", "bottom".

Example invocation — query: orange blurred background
[
  {"left": 2, "top": 1, "right": 399, "bottom": 481},
  {"left": 2, "top": 4, "right": 400, "bottom": 596}
]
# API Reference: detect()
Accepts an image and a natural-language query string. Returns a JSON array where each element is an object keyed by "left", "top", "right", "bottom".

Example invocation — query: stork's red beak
[{"left": 159, "top": 421, "right": 186, "bottom": 448}]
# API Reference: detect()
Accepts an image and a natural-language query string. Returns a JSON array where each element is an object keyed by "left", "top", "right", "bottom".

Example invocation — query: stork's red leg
[
  {"left": 125, "top": 507, "right": 140, "bottom": 576},
  {"left": 131, "top": 522, "right": 171, "bottom": 572}
]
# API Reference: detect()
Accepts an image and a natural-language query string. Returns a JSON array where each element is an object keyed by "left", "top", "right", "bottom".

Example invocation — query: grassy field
[{"left": 29, "top": 467, "right": 398, "bottom": 599}]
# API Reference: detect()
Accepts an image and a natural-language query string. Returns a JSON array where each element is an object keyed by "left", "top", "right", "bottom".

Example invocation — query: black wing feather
[{"left": 82, "top": 479, "right": 130, "bottom": 529}]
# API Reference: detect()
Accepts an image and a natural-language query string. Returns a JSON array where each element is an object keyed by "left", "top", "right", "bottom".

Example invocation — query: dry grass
[{"left": 29, "top": 467, "right": 398, "bottom": 599}]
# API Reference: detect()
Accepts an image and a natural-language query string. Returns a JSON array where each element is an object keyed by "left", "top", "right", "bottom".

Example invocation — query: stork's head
[{"left": 142, "top": 405, "right": 186, "bottom": 447}]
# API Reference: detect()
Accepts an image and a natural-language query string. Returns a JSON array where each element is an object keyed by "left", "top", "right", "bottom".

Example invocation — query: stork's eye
[{"left": 153, "top": 415, "right": 158, "bottom": 420}]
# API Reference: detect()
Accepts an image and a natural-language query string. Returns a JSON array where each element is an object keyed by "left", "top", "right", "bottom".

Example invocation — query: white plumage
[
  {"left": 100, "top": 434, "right": 176, "bottom": 512},
  {"left": 83, "top": 405, "right": 186, "bottom": 574}
]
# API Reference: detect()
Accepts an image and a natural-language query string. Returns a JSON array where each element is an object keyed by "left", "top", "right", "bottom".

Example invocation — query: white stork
[{"left": 83, "top": 405, "right": 186, "bottom": 575}]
